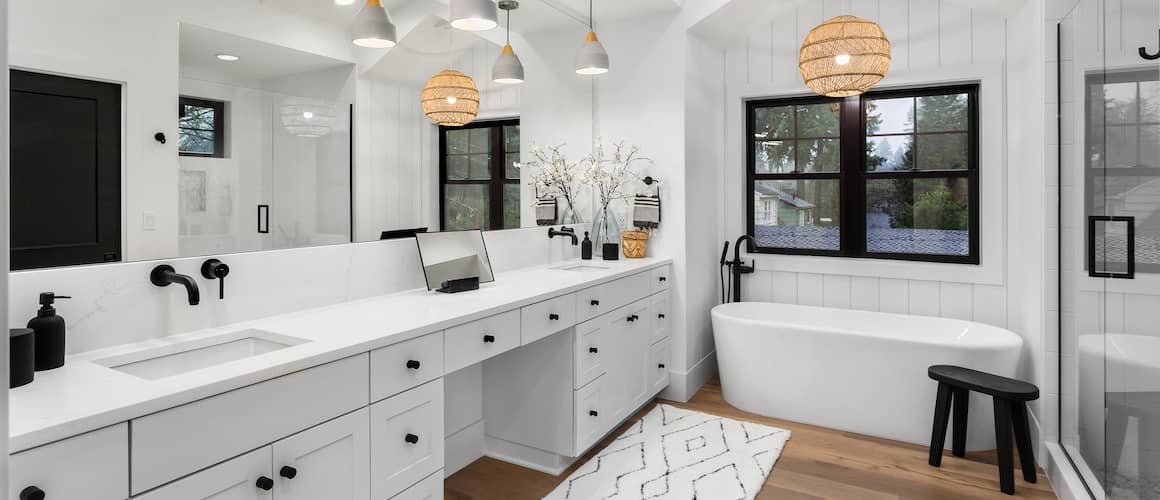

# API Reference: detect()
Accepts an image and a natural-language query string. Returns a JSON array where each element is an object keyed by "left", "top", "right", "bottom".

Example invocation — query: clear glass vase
[
  {"left": 558, "top": 197, "right": 583, "bottom": 224},
  {"left": 591, "top": 206, "right": 621, "bottom": 255}
]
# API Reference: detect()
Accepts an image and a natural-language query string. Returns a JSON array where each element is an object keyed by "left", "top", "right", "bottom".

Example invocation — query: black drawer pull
[
  {"left": 590, "top": 299, "right": 600, "bottom": 306},
  {"left": 549, "top": 313, "right": 560, "bottom": 321},
  {"left": 589, "top": 410, "right": 599, "bottom": 417},
  {"left": 658, "top": 363, "right": 666, "bottom": 369},
  {"left": 589, "top": 347, "right": 599, "bottom": 354},
  {"left": 405, "top": 433, "right": 420, "bottom": 444},
  {"left": 658, "top": 314, "right": 665, "bottom": 319},
  {"left": 627, "top": 314, "right": 639, "bottom": 322},
  {"left": 659, "top": 276, "right": 667, "bottom": 282},
  {"left": 406, "top": 359, "right": 421, "bottom": 370},
  {"left": 256, "top": 476, "right": 274, "bottom": 491},
  {"left": 279, "top": 466, "right": 298, "bottom": 479},
  {"left": 483, "top": 334, "right": 496, "bottom": 343},
  {"left": 20, "top": 486, "right": 45, "bottom": 500}
]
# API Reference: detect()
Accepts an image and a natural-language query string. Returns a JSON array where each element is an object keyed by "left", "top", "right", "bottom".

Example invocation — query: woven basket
[{"left": 621, "top": 230, "right": 649, "bottom": 259}]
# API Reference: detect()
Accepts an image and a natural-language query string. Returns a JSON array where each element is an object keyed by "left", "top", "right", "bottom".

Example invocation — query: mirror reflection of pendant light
[
  {"left": 352, "top": 0, "right": 397, "bottom": 48},
  {"left": 492, "top": 1, "right": 524, "bottom": 84},
  {"left": 422, "top": 70, "right": 480, "bottom": 126},
  {"left": 799, "top": 15, "right": 890, "bottom": 97},
  {"left": 575, "top": 0, "right": 609, "bottom": 75},
  {"left": 450, "top": 0, "right": 498, "bottom": 32},
  {"left": 281, "top": 99, "right": 338, "bottom": 138}
]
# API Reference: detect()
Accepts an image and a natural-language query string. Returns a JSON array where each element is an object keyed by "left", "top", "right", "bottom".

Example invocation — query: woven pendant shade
[
  {"left": 422, "top": 69, "right": 480, "bottom": 126},
  {"left": 799, "top": 15, "right": 891, "bottom": 97}
]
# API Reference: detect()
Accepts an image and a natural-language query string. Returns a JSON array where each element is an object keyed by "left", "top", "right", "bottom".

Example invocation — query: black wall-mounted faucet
[
  {"left": 150, "top": 265, "right": 200, "bottom": 306},
  {"left": 201, "top": 259, "right": 231, "bottom": 300},
  {"left": 721, "top": 235, "right": 756, "bottom": 303},
  {"left": 549, "top": 226, "right": 579, "bottom": 246}
]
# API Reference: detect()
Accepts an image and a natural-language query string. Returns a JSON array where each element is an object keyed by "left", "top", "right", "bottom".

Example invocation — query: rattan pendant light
[
  {"left": 798, "top": 15, "right": 890, "bottom": 97},
  {"left": 422, "top": 70, "right": 480, "bottom": 126}
]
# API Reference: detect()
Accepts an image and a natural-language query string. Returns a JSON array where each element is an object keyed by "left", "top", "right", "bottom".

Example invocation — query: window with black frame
[
  {"left": 179, "top": 96, "right": 225, "bottom": 158},
  {"left": 746, "top": 85, "right": 979, "bottom": 263},
  {"left": 440, "top": 119, "right": 521, "bottom": 231}
]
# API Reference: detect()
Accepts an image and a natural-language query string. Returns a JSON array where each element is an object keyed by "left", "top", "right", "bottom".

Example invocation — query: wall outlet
[{"left": 142, "top": 211, "right": 157, "bottom": 231}]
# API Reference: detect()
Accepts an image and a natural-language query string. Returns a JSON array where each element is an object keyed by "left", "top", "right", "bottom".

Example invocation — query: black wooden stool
[{"left": 927, "top": 365, "right": 1040, "bottom": 495}]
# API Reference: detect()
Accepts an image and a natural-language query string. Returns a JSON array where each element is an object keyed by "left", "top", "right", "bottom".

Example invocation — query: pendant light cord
[
  {"left": 506, "top": 8, "right": 511, "bottom": 45},
  {"left": 589, "top": 0, "right": 594, "bottom": 30}
]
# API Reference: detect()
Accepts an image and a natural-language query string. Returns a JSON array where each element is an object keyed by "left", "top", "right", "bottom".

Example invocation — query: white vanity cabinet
[
  {"left": 9, "top": 424, "right": 128, "bottom": 500},
  {"left": 370, "top": 380, "right": 444, "bottom": 500},
  {"left": 134, "top": 447, "right": 272, "bottom": 500}
]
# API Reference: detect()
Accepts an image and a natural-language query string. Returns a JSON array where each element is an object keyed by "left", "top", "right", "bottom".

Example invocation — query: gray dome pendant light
[
  {"left": 492, "top": 1, "right": 524, "bottom": 84},
  {"left": 352, "top": 0, "right": 398, "bottom": 48},
  {"left": 450, "top": 0, "right": 499, "bottom": 32},
  {"left": 575, "top": 0, "right": 609, "bottom": 75}
]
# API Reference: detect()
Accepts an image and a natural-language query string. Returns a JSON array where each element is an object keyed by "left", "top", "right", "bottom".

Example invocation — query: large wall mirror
[{"left": 8, "top": 0, "right": 596, "bottom": 270}]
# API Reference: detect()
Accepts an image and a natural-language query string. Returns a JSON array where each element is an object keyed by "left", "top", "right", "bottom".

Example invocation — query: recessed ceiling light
[
  {"left": 216, "top": 54, "right": 240, "bottom": 62},
  {"left": 334, "top": 0, "right": 357, "bottom": 4}
]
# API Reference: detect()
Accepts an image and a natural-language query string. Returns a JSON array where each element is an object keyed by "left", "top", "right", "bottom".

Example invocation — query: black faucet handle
[{"left": 201, "top": 259, "right": 231, "bottom": 300}]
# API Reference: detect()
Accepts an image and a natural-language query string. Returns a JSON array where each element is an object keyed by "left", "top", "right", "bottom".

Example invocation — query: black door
[{"left": 11, "top": 70, "right": 122, "bottom": 270}]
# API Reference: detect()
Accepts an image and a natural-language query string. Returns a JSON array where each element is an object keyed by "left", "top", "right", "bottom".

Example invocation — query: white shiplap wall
[{"left": 722, "top": 0, "right": 1017, "bottom": 330}]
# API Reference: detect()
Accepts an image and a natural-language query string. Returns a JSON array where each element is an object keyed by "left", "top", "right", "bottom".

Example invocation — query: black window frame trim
[
  {"left": 438, "top": 118, "right": 521, "bottom": 231},
  {"left": 745, "top": 84, "right": 981, "bottom": 265},
  {"left": 178, "top": 96, "right": 226, "bottom": 158}
]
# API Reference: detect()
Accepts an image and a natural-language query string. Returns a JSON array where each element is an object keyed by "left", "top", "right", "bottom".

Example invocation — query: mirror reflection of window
[
  {"left": 440, "top": 119, "right": 521, "bottom": 231},
  {"left": 178, "top": 97, "right": 226, "bottom": 158}
]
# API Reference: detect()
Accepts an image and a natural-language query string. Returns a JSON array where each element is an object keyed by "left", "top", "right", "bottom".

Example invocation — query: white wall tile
[
  {"left": 971, "top": 283, "right": 1007, "bottom": 327},
  {"left": 879, "top": 278, "right": 909, "bottom": 314},
  {"left": 797, "top": 273, "right": 824, "bottom": 306},
  {"left": 770, "top": 271, "right": 798, "bottom": 304},
  {"left": 822, "top": 275, "right": 851, "bottom": 309},
  {"left": 908, "top": 280, "right": 941, "bottom": 317},
  {"left": 745, "top": 270, "right": 774, "bottom": 303},
  {"left": 850, "top": 276, "right": 880, "bottom": 312},
  {"left": 939, "top": 282, "right": 973, "bottom": 320}
]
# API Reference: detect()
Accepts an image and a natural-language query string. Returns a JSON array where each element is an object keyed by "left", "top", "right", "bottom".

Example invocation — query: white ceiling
[{"left": 180, "top": 24, "right": 354, "bottom": 81}]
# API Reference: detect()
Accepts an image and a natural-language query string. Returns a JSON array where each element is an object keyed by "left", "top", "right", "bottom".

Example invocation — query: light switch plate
[{"left": 143, "top": 211, "right": 157, "bottom": 231}]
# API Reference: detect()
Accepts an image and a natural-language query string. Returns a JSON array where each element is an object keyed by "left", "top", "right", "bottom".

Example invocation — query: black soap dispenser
[
  {"left": 28, "top": 292, "right": 71, "bottom": 371},
  {"left": 581, "top": 232, "right": 593, "bottom": 260}
]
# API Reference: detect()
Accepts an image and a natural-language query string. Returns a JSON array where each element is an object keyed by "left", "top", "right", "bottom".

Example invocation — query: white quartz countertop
[{"left": 9, "top": 257, "right": 672, "bottom": 453}]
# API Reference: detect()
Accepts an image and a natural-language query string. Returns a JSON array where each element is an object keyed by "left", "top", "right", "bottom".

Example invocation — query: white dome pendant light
[
  {"left": 352, "top": 0, "right": 398, "bottom": 48},
  {"left": 575, "top": 0, "right": 609, "bottom": 75},
  {"left": 450, "top": 0, "right": 499, "bottom": 32},
  {"left": 492, "top": 1, "right": 524, "bottom": 84}
]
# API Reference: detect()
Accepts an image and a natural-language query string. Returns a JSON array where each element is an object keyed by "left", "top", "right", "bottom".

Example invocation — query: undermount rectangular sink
[
  {"left": 552, "top": 263, "right": 611, "bottom": 272},
  {"left": 94, "top": 329, "right": 308, "bottom": 381}
]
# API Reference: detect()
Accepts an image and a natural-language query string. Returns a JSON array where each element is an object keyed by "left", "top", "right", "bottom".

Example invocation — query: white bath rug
[{"left": 543, "top": 404, "right": 790, "bottom": 500}]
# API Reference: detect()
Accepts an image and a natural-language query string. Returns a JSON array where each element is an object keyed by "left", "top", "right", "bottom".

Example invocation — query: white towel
[
  {"left": 536, "top": 197, "right": 558, "bottom": 226},
  {"left": 633, "top": 195, "right": 661, "bottom": 229}
]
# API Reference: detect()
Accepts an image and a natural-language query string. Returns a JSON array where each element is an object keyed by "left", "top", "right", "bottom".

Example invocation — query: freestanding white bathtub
[{"left": 711, "top": 302, "right": 1024, "bottom": 451}]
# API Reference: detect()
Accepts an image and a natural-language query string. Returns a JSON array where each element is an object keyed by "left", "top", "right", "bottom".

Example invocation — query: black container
[
  {"left": 28, "top": 292, "right": 70, "bottom": 371},
  {"left": 602, "top": 243, "right": 620, "bottom": 261},
  {"left": 10, "top": 328, "right": 35, "bottom": 388},
  {"left": 581, "top": 232, "right": 593, "bottom": 260}
]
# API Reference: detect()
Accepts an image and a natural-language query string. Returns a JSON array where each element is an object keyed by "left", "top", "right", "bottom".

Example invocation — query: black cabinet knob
[
  {"left": 406, "top": 359, "right": 421, "bottom": 370},
  {"left": 549, "top": 313, "right": 560, "bottom": 321},
  {"left": 20, "top": 486, "right": 45, "bottom": 500},
  {"left": 483, "top": 334, "right": 496, "bottom": 343},
  {"left": 256, "top": 476, "right": 274, "bottom": 491},
  {"left": 658, "top": 314, "right": 665, "bottom": 319},
  {"left": 590, "top": 299, "right": 600, "bottom": 306},
  {"left": 279, "top": 466, "right": 298, "bottom": 479},
  {"left": 589, "top": 410, "right": 599, "bottom": 417},
  {"left": 589, "top": 347, "right": 598, "bottom": 354},
  {"left": 627, "top": 315, "right": 638, "bottom": 322},
  {"left": 405, "top": 433, "right": 420, "bottom": 444},
  {"left": 659, "top": 276, "right": 667, "bottom": 282},
  {"left": 659, "top": 363, "right": 666, "bottom": 369}
]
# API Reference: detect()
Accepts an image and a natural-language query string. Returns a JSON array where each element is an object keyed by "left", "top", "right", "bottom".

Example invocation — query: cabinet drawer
[
  {"left": 445, "top": 310, "right": 521, "bottom": 373},
  {"left": 575, "top": 272, "right": 651, "bottom": 323},
  {"left": 390, "top": 470, "right": 443, "bottom": 500},
  {"left": 273, "top": 408, "right": 370, "bottom": 500},
  {"left": 131, "top": 354, "right": 370, "bottom": 494},
  {"left": 10, "top": 424, "right": 128, "bottom": 500},
  {"left": 573, "top": 320, "right": 608, "bottom": 389},
  {"left": 133, "top": 447, "right": 271, "bottom": 500},
  {"left": 371, "top": 332, "right": 444, "bottom": 402},
  {"left": 650, "top": 266, "right": 671, "bottom": 294},
  {"left": 521, "top": 293, "right": 576, "bottom": 345},
  {"left": 650, "top": 290, "right": 670, "bottom": 345},
  {"left": 649, "top": 338, "right": 671, "bottom": 395},
  {"left": 371, "top": 380, "right": 444, "bottom": 500},
  {"left": 574, "top": 376, "right": 607, "bottom": 455}
]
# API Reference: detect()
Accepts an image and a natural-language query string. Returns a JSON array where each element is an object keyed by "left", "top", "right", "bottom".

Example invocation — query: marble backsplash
[{"left": 9, "top": 225, "right": 585, "bottom": 354}]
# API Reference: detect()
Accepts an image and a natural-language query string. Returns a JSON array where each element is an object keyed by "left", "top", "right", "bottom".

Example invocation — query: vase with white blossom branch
[
  {"left": 521, "top": 144, "right": 586, "bottom": 223},
  {"left": 583, "top": 140, "right": 653, "bottom": 251}
]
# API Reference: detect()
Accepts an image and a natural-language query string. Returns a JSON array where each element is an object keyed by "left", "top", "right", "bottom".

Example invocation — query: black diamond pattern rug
[{"left": 544, "top": 405, "right": 790, "bottom": 500}]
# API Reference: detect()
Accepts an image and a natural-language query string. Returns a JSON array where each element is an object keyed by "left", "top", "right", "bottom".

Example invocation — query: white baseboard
[
  {"left": 659, "top": 351, "right": 717, "bottom": 402},
  {"left": 484, "top": 436, "right": 576, "bottom": 476},
  {"left": 444, "top": 419, "right": 485, "bottom": 477}
]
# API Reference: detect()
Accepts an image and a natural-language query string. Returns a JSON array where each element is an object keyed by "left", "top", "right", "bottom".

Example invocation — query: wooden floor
[{"left": 445, "top": 378, "right": 1058, "bottom": 500}]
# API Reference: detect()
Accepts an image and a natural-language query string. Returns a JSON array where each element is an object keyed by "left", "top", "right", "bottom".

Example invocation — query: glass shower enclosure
[{"left": 1058, "top": 0, "right": 1160, "bottom": 497}]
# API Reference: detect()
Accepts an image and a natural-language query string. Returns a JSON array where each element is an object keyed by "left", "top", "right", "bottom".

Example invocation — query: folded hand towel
[
  {"left": 536, "top": 197, "right": 558, "bottom": 226},
  {"left": 633, "top": 195, "right": 661, "bottom": 229}
]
